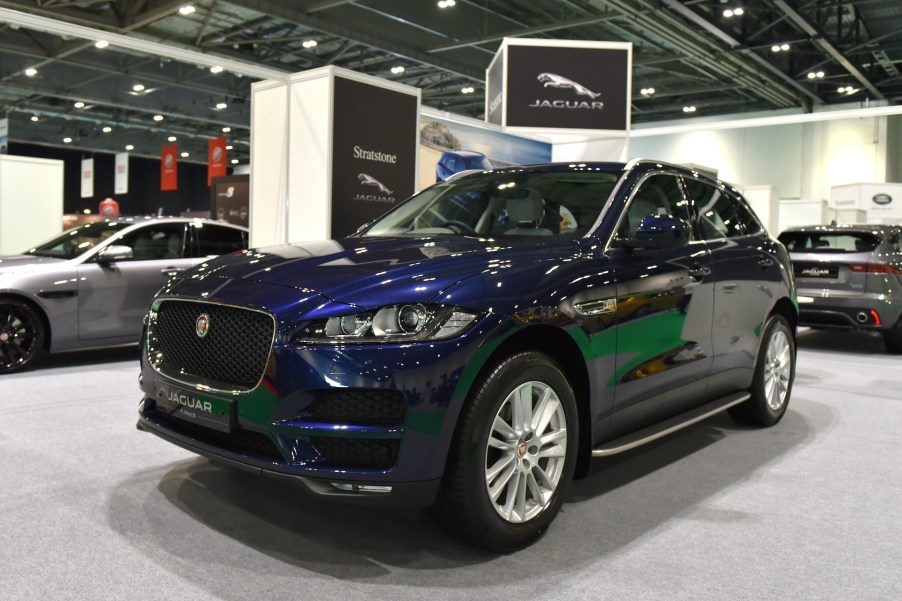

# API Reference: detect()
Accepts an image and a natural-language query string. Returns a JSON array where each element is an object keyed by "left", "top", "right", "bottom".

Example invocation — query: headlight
[{"left": 295, "top": 304, "right": 479, "bottom": 343}]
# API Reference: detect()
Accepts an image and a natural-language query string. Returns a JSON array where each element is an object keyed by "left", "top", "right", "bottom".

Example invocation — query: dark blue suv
[{"left": 137, "top": 160, "right": 797, "bottom": 551}]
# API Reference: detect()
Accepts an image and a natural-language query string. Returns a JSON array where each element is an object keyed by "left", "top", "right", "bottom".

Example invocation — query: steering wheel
[{"left": 440, "top": 220, "right": 478, "bottom": 235}]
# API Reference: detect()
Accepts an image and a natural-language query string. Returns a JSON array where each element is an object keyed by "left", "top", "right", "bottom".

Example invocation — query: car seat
[{"left": 500, "top": 188, "right": 553, "bottom": 235}]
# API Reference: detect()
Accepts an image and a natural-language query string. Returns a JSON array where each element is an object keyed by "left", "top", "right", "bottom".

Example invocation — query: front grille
[
  {"left": 151, "top": 300, "right": 274, "bottom": 389},
  {"left": 307, "top": 389, "right": 406, "bottom": 425},
  {"left": 152, "top": 411, "right": 284, "bottom": 462},
  {"left": 311, "top": 437, "right": 400, "bottom": 468}
]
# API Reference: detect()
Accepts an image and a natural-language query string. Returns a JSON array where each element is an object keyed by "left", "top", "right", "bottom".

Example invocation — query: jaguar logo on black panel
[
  {"left": 537, "top": 73, "right": 601, "bottom": 99},
  {"left": 358, "top": 173, "right": 393, "bottom": 195}
]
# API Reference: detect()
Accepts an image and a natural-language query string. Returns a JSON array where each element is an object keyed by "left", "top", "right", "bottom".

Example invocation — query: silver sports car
[
  {"left": 778, "top": 224, "right": 902, "bottom": 353},
  {"left": 0, "top": 216, "right": 248, "bottom": 373}
]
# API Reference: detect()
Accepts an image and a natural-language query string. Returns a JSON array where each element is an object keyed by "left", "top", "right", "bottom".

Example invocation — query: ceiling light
[
  {"left": 640, "top": 87, "right": 655, "bottom": 96},
  {"left": 125, "top": 144, "right": 134, "bottom": 150},
  {"left": 461, "top": 86, "right": 475, "bottom": 94},
  {"left": 153, "top": 115, "right": 164, "bottom": 122},
  {"left": 74, "top": 101, "right": 85, "bottom": 108},
  {"left": 178, "top": 4, "right": 195, "bottom": 15},
  {"left": 168, "top": 136, "right": 177, "bottom": 142},
  {"left": 30, "top": 115, "right": 39, "bottom": 122},
  {"left": 95, "top": 40, "right": 109, "bottom": 49},
  {"left": 734, "top": 8, "right": 744, "bottom": 15},
  {"left": 210, "top": 65, "right": 223, "bottom": 74},
  {"left": 225, "top": 145, "right": 233, "bottom": 150},
  {"left": 222, "top": 126, "right": 231, "bottom": 133},
  {"left": 132, "top": 83, "right": 145, "bottom": 92},
  {"left": 215, "top": 102, "right": 228, "bottom": 109},
  {"left": 807, "top": 71, "right": 825, "bottom": 79},
  {"left": 181, "top": 152, "right": 189, "bottom": 157},
  {"left": 391, "top": 66, "right": 405, "bottom": 74},
  {"left": 781, "top": 43, "right": 790, "bottom": 51},
  {"left": 683, "top": 106, "right": 697, "bottom": 113},
  {"left": 102, "top": 126, "right": 112, "bottom": 133},
  {"left": 24, "top": 67, "right": 37, "bottom": 77},
  {"left": 63, "top": 137, "right": 72, "bottom": 143},
  {"left": 231, "top": 159, "right": 239, "bottom": 164},
  {"left": 723, "top": 9, "right": 734, "bottom": 17},
  {"left": 302, "top": 40, "right": 317, "bottom": 49},
  {"left": 816, "top": 71, "right": 824, "bottom": 78},
  {"left": 437, "top": 0, "right": 456, "bottom": 7}
]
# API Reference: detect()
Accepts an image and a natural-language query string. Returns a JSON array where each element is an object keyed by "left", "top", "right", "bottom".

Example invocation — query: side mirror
[
  {"left": 618, "top": 214, "right": 691, "bottom": 250},
  {"left": 97, "top": 245, "right": 134, "bottom": 263}
]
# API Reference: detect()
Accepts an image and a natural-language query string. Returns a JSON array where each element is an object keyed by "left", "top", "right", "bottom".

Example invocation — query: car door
[
  {"left": 76, "top": 222, "right": 195, "bottom": 342},
  {"left": 683, "top": 176, "right": 782, "bottom": 396},
  {"left": 606, "top": 172, "right": 715, "bottom": 438}
]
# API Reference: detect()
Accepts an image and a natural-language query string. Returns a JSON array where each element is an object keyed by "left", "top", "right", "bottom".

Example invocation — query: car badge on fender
[{"left": 195, "top": 313, "right": 210, "bottom": 338}]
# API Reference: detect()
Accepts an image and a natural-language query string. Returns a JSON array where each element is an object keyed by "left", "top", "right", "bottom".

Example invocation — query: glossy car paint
[
  {"left": 138, "top": 161, "right": 796, "bottom": 503},
  {"left": 0, "top": 217, "right": 248, "bottom": 354}
]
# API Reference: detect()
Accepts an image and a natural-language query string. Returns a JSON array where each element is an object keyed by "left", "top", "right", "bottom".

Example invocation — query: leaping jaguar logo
[
  {"left": 358, "top": 173, "right": 393, "bottom": 195},
  {"left": 537, "top": 73, "right": 601, "bottom": 99}
]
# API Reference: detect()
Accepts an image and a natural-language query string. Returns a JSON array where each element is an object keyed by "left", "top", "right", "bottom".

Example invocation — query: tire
[
  {"left": 432, "top": 352, "right": 578, "bottom": 552},
  {"left": 729, "top": 314, "right": 795, "bottom": 427},
  {"left": 0, "top": 299, "right": 45, "bottom": 374},
  {"left": 884, "top": 320, "right": 902, "bottom": 354}
]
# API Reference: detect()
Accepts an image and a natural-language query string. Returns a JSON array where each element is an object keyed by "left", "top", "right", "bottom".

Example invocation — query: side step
[{"left": 591, "top": 391, "right": 750, "bottom": 458}]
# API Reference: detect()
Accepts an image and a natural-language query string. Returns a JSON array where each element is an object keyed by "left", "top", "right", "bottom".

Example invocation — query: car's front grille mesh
[{"left": 151, "top": 300, "right": 274, "bottom": 389}]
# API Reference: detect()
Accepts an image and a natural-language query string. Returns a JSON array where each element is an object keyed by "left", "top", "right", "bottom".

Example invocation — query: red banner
[
  {"left": 207, "top": 137, "right": 227, "bottom": 186},
  {"left": 161, "top": 144, "right": 178, "bottom": 191}
]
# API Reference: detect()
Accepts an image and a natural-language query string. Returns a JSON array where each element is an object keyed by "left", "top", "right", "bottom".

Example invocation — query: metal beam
[{"left": 771, "top": 0, "right": 883, "bottom": 99}]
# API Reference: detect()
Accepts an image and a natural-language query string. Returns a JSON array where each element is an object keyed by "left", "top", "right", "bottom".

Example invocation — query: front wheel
[
  {"left": 729, "top": 314, "right": 795, "bottom": 426},
  {"left": 433, "top": 352, "right": 578, "bottom": 552},
  {"left": 0, "top": 299, "right": 45, "bottom": 374}
]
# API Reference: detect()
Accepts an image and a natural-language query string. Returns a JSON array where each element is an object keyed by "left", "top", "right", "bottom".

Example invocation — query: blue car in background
[
  {"left": 137, "top": 160, "right": 797, "bottom": 551},
  {"left": 435, "top": 150, "right": 493, "bottom": 181}
]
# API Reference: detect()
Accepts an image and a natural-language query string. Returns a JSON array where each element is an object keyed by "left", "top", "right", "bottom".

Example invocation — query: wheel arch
[
  {"left": 0, "top": 292, "right": 52, "bottom": 352},
  {"left": 466, "top": 323, "right": 593, "bottom": 479},
  {"left": 770, "top": 296, "right": 798, "bottom": 333}
]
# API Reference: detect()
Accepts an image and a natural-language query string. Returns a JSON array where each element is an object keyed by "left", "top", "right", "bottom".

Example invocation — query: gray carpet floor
[{"left": 1, "top": 328, "right": 899, "bottom": 600}]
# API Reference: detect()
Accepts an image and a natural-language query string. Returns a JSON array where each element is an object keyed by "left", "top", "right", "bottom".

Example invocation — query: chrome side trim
[{"left": 591, "top": 391, "right": 750, "bottom": 458}]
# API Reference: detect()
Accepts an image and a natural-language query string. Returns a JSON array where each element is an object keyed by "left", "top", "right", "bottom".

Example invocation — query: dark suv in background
[
  {"left": 137, "top": 160, "right": 797, "bottom": 551},
  {"left": 779, "top": 224, "right": 902, "bottom": 353}
]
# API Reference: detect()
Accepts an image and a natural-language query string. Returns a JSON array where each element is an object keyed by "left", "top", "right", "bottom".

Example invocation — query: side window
[
  {"left": 195, "top": 224, "right": 247, "bottom": 257},
  {"left": 685, "top": 178, "right": 761, "bottom": 240},
  {"left": 619, "top": 173, "right": 690, "bottom": 239},
  {"left": 114, "top": 223, "right": 186, "bottom": 261}
]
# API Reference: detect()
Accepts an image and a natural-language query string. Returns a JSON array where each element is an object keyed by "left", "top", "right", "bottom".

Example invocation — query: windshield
[
  {"left": 363, "top": 169, "right": 620, "bottom": 239},
  {"left": 778, "top": 231, "right": 880, "bottom": 253},
  {"left": 26, "top": 222, "right": 131, "bottom": 259}
]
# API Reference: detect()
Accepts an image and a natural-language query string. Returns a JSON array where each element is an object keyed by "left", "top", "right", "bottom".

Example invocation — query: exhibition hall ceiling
[{"left": 1, "top": 0, "right": 901, "bottom": 164}]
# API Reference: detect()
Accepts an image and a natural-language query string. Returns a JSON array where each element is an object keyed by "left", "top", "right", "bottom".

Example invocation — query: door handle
[
  {"left": 688, "top": 264, "right": 712, "bottom": 279},
  {"left": 757, "top": 257, "right": 774, "bottom": 269},
  {"left": 161, "top": 268, "right": 184, "bottom": 277}
]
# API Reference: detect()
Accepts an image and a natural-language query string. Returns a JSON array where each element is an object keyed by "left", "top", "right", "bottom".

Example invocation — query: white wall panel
[
  {"left": 249, "top": 79, "right": 288, "bottom": 248},
  {"left": 0, "top": 155, "right": 63, "bottom": 254}
]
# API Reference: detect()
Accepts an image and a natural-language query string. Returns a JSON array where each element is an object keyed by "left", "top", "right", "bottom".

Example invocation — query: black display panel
[
  {"left": 486, "top": 56, "right": 504, "bottom": 126},
  {"left": 505, "top": 45, "right": 629, "bottom": 130},
  {"left": 331, "top": 76, "right": 418, "bottom": 238}
]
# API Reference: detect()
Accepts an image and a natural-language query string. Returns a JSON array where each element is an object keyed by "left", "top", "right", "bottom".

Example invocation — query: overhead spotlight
[
  {"left": 302, "top": 40, "right": 317, "bottom": 48},
  {"left": 640, "top": 87, "right": 655, "bottom": 96},
  {"left": 734, "top": 8, "right": 744, "bottom": 15},
  {"left": 231, "top": 159, "right": 239, "bottom": 164},
  {"left": 95, "top": 40, "right": 109, "bottom": 49},
  {"left": 210, "top": 65, "right": 223, "bottom": 74},
  {"left": 30, "top": 115, "right": 39, "bottom": 122},
  {"left": 807, "top": 71, "right": 825, "bottom": 79},
  {"left": 816, "top": 71, "right": 824, "bottom": 78},
  {"left": 181, "top": 152, "right": 189, "bottom": 158},
  {"left": 683, "top": 105, "right": 697, "bottom": 113},
  {"left": 102, "top": 126, "right": 112, "bottom": 133},
  {"left": 63, "top": 137, "right": 72, "bottom": 143},
  {"left": 222, "top": 126, "right": 231, "bottom": 133},
  {"left": 461, "top": 86, "right": 475, "bottom": 94},
  {"left": 215, "top": 102, "right": 228, "bottom": 110},
  {"left": 168, "top": 136, "right": 177, "bottom": 142},
  {"left": 24, "top": 67, "right": 37, "bottom": 77},
  {"left": 723, "top": 9, "right": 734, "bottom": 17},
  {"left": 781, "top": 43, "right": 790, "bottom": 51},
  {"left": 74, "top": 101, "right": 85, "bottom": 108},
  {"left": 391, "top": 66, "right": 405, "bottom": 74},
  {"left": 125, "top": 144, "right": 134, "bottom": 150},
  {"left": 178, "top": 4, "right": 195, "bottom": 15},
  {"left": 132, "top": 83, "right": 145, "bottom": 92},
  {"left": 437, "top": 0, "right": 456, "bottom": 7},
  {"left": 225, "top": 145, "right": 233, "bottom": 150},
  {"left": 153, "top": 115, "right": 164, "bottom": 122}
]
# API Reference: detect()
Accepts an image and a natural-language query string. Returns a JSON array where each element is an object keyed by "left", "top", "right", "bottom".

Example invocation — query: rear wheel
[
  {"left": 433, "top": 352, "right": 578, "bottom": 552},
  {"left": 0, "top": 299, "right": 45, "bottom": 374},
  {"left": 729, "top": 314, "right": 795, "bottom": 426},
  {"left": 884, "top": 320, "right": 902, "bottom": 354}
]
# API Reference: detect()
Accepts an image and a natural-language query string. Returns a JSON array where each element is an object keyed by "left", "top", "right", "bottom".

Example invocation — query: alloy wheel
[
  {"left": 0, "top": 305, "right": 39, "bottom": 371},
  {"left": 764, "top": 329, "right": 792, "bottom": 411}
]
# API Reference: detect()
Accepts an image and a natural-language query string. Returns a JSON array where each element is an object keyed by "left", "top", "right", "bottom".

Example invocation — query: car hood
[
  {"left": 0, "top": 255, "right": 69, "bottom": 273},
  {"left": 190, "top": 236, "right": 580, "bottom": 307}
]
